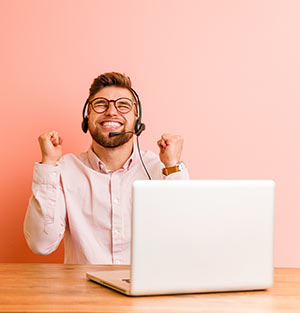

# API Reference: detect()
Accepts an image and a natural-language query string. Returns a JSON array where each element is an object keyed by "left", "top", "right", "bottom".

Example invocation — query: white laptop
[{"left": 86, "top": 180, "right": 275, "bottom": 296}]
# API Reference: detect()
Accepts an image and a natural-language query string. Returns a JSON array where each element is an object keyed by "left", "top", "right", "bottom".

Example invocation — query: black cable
[{"left": 136, "top": 136, "right": 151, "bottom": 180}]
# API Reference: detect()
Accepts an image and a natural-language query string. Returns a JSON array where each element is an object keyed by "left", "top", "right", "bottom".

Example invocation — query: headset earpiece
[
  {"left": 81, "top": 99, "right": 89, "bottom": 133},
  {"left": 81, "top": 117, "right": 89, "bottom": 133},
  {"left": 130, "top": 88, "right": 145, "bottom": 137},
  {"left": 135, "top": 119, "right": 145, "bottom": 136}
]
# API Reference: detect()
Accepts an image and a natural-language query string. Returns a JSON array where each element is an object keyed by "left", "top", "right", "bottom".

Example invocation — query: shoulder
[
  {"left": 59, "top": 153, "right": 78, "bottom": 164},
  {"left": 138, "top": 149, "right": 164, "bottom": 173},
  {"left": 58, "top": 152, "right": 89, "bottom": 168},
  {"left": 140, "top": 149, "right": 161, "bottom": 164}
]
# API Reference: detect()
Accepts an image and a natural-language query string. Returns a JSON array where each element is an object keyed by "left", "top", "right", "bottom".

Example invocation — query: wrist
[
  {"left": 41, "top": 158, "right": 58, "bottom": 166},
  {"left": 162, "top": 160, "right": 179, "bottom": 168},
  {"left": 162, "top": 161, "right": 186, "bottom": 176}
]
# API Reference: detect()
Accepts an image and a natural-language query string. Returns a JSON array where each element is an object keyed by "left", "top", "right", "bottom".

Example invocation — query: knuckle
[{"left": 39, "top": 134, "right": 46, "bottom": 141}]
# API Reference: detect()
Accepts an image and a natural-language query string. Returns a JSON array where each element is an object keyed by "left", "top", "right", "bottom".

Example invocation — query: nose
[{"left": 105, "top": 101, "right": 118, "bottom": 116}]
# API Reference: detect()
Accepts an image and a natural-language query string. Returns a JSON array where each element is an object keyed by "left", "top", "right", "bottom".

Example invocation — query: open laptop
[{"left": 86, "top": 180, "right": 275, "bottom": 296}]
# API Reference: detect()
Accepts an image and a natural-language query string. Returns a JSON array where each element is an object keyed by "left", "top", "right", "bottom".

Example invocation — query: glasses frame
[{"left": 89, "top": 97, "right": 136, "bottom": 114}]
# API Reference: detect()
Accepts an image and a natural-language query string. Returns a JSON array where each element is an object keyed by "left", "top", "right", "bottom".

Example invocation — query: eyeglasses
[{"left": 89, "top": 97, "right": 136, "bottom": 114}]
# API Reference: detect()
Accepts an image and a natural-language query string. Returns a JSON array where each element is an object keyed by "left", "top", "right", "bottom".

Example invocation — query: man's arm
[
  {"left": 157, "top": 133, "right": 189, "bottom": 179},
  {"left": 24, "top": 131, "right": 66, "bottom": 255},
  {"left": 162, "top": 164, "right": 190, "bottom": 180},
  {"left": 24, "top": 163, "right": 66, "bottom": 255}
]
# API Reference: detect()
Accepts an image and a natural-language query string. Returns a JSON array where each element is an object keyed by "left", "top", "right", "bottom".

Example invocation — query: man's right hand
[{"left": 38, "top": 131, "right": 63, "bottom": 165}]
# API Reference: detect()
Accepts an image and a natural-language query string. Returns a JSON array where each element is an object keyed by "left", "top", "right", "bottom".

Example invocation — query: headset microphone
[{"left": 109, "top": 131, "right": 134, "bottom": 138}]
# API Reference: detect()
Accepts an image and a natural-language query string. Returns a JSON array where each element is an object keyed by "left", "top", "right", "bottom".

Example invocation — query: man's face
[{"left": 88, "top": 86, "right": 137, "bottom": 148}]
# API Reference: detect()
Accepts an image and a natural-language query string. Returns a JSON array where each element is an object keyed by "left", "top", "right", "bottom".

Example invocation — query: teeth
[{"left": 102, "top": 122, "right": 121, "bottom": 127}]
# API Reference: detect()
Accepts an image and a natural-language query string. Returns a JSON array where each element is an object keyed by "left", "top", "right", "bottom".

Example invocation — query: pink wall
[{"left": 0, "top": 0, "right": 299, "bottom": 266}]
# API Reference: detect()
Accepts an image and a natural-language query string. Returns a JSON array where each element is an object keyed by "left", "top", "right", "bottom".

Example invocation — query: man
[{"left": 24, "top": 72, "right": 189, "bottom": 264}]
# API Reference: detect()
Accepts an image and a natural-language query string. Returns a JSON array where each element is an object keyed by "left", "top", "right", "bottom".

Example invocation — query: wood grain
[{"left": 0, "top": 264, "right": 299, "bottom": 313}]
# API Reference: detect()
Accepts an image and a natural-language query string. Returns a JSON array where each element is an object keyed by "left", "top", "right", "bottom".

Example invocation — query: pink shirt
[{"left": 24, "top": 146, "right": 189, "bottom": 264}]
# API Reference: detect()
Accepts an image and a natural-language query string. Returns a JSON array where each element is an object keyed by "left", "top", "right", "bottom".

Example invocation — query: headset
[
  {"left": 81, "top": 88, "right": 145, "bottom": 136},
  {"left": 81, "top": 87, "right": 151, "bottom": 179}
]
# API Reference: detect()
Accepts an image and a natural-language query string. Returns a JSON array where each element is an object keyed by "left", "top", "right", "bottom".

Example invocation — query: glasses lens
[
  {"left": 116, "top": 98, "right": 133, "bottom": 113},
  {"left": 92, "top": 98, "right": 109, "bottom": 113}
]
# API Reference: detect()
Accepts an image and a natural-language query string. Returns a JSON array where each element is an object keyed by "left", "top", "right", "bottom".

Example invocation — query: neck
[{"left": 91, "top": 138, "right": 134, "bottom": 171}]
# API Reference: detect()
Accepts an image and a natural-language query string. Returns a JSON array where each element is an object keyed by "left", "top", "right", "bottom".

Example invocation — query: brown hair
[{"left": 89, "top": 72, "right": 134, "bottom": 100}]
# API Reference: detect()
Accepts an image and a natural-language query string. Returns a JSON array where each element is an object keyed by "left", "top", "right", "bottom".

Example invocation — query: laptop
[{"left": 86, "top": 180, "right": 275, "bottom": 296}]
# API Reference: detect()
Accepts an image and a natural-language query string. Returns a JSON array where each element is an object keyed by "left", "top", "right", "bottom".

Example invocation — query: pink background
[{"left": 0, "top": 0, "right": 299, "bottom": 266}]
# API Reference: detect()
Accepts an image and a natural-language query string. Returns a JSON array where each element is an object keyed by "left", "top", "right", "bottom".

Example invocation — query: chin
[{"left": 90, "top": 128, "right": 133, "bottom": 148}]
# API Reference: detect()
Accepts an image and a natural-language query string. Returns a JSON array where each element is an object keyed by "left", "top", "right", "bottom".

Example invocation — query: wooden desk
[{"left": 0, "top": 264, "right": 299, "bottom": 313}]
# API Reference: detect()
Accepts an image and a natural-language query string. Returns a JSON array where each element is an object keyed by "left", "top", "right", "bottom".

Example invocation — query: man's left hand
[{"left": 157, "top": 133, "right": 184, "bottom": 167}]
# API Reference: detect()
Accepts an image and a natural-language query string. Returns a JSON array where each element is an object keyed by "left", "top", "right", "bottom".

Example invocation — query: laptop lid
[{"left": 129, "top": 180, "right": 274, "bottom": 296}]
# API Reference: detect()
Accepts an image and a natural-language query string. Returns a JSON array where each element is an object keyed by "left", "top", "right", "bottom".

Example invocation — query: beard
[{"left": 89, "top": 126, "right": 134, "bottom": 148}]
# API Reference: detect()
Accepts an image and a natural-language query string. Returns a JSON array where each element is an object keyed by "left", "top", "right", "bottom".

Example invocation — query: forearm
[{"left": 24, "top": 163, "right": 66, "bottom": 255}]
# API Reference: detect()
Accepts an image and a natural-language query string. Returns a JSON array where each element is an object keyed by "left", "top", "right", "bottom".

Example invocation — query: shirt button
[
  {"left": 113, "top": 230, "right": 119, "bottom": 236},
  {"left": 115, "top": 260, "right": 121, "bottom": 264},
  {"left": 113, "top": 198, "right": 119, "bottom": 204}
]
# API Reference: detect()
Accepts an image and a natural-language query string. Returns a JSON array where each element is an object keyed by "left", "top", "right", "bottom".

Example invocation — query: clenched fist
[
  {"left": 157, "top": 133, "right": 184, "bottom": 167},
  {"left": 38, "top": 131, "right": 63, "bottom": 165}
]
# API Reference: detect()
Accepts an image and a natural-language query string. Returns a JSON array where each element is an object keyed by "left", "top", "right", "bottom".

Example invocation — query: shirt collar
[{"left": 87, "top": 144, "right": 138, "bottom": 173}]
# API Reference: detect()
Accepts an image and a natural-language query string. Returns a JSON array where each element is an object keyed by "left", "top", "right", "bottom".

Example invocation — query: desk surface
[{"left": 0, "top": 264, "right": 300, "bottom": 313}]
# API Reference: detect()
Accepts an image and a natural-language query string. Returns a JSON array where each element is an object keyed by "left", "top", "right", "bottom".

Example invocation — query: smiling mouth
[{"left": 99, "top": 121, "right": 123, "bottom": 130}]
